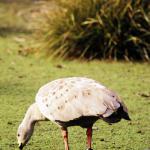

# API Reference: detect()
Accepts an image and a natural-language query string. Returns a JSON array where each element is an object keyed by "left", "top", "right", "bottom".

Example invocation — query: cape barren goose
[{"left": 17, "top": 77, "right": 131, "bottom": 150}]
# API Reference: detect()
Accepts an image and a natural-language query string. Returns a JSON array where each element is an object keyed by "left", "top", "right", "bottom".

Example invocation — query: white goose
[{"left": 17, "top": 77, "right": 130, "bottom": 150}]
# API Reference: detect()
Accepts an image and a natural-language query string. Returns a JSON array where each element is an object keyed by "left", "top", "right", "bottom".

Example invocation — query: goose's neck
[{"left": 22, "top": 103, "right": 47, "bottom": 127}]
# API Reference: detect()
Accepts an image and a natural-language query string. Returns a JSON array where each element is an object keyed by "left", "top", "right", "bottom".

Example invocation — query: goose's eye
[{"left": 17, "top": 134, "right": 20, "bottom": 137}]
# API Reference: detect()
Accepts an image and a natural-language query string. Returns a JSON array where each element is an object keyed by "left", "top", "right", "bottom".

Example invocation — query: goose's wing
[{"left": 36, "top": 77, "right": 123, "bottom": 122}]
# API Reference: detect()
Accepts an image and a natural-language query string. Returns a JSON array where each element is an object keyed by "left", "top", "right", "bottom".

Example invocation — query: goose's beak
[{"left": 19, "top": 143, "right": 23, "bottom": 150}]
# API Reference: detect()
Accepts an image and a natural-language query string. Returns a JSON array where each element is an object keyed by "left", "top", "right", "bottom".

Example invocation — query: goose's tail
[
  {"left": 117, "top": 106, "right": 131, "bottom": 121},
  {"left": 101, "top": 105, "right": 131, "bottom": 124}
]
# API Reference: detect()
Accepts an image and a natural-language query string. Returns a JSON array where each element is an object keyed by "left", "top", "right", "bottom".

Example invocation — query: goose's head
[{"left": 17, "top": 122, "right": 35, "bottom": 150}]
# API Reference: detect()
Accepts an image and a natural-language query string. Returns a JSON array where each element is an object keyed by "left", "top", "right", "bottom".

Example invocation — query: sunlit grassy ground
[
  {"left": 0, "top": 35, "right": 150, "bottom": 150},
  {"left": 0, "top": 1, "right": 150, "bottom": 150}
]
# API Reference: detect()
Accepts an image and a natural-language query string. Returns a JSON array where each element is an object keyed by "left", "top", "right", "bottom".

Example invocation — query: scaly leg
[
  {"left": 61, "top": 127, "right": 69, "bottom": 150},
  {"left": 86, "top": 127, "right": 93, "bottom": 150}
]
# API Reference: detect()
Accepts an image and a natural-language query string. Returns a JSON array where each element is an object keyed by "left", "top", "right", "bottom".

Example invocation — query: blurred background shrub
[{"left": 40, "top": 0, "right": 150, "bottom": 61}]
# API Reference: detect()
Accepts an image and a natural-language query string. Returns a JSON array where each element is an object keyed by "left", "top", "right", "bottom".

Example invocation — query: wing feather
[{"left": 35, "top": 77, "right": 125, "bottom": 122}]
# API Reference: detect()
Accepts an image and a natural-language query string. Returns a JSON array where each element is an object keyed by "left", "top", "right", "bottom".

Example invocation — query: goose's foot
[
  {"left": 61, "top": 127, "right": 69, "bottom": 150},
  {"left": 86, "top": 127, "right": 93, "bottom": 150}
]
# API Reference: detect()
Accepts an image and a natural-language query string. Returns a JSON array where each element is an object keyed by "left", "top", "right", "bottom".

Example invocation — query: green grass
[{"left": 0, "top": 35, "right": 150, "bottom": 150}]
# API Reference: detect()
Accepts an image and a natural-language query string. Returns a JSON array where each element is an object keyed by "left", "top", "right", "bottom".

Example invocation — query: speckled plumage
[
  {"left": 36, "top": 77, "right": 126, "bottom": 125},
  {"left": 17, "top": 77, "right": 130, "bottom": 150}
]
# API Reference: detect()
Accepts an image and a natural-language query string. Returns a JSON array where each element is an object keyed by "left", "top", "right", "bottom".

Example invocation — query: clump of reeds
[{"left": 41, "top": 0, "right": 150, "bottom": 61}]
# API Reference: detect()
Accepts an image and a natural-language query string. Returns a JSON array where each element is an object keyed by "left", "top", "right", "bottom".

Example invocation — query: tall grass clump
[{"left": 42, "top": 0, "right": 150, "bottom": 61}]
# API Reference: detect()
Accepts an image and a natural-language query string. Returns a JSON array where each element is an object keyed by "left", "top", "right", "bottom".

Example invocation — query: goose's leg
[
  {"left": 61, "top": 127, "right": 69, "bottom": 150},
  {"left": 86, "top": 127, "right": 93, "bottom": 150}
]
